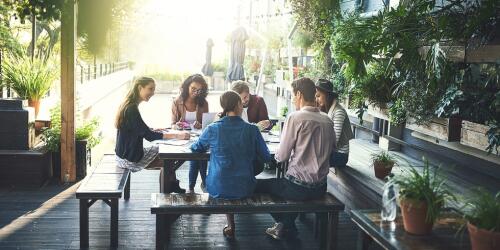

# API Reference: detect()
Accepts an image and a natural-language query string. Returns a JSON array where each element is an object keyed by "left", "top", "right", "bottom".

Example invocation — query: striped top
[{"left": 327, "top": 101, "right": 353, "bottom": 154}]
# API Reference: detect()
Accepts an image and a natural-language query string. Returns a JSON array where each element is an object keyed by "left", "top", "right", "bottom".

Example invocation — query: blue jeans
[
  {"left": 330, "top": 152, "right": 349, "bottom": 168},
  {"left": 189, "top": 160, "right": 207, "bottom": 189},
  {"left": 255, "top": 178, "right": 326, "bottom": 232}
]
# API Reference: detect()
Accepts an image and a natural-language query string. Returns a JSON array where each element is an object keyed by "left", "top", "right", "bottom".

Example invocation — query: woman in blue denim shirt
[{"left": 191, "top": 90, "right": 271, "bottom": 239}]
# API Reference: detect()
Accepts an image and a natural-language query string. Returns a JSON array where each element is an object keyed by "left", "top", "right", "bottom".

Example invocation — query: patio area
[{"left": 0, "top": 156, "right": 374, "bottom": 250}]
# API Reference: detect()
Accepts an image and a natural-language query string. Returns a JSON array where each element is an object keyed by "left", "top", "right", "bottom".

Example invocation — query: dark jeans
[
  {"left": 189, "top": 160, "right": 207, "bottom": 189},
  {"left": 255, "top": 178, "right": 326, "bottom": 232},
  {"left": 330, "top": 152, "right": 349, "bottom": 168}
]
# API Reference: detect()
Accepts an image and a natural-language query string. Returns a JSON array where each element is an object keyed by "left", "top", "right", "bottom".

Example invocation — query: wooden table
[
  {"left": 157, "top": 131, "right": 280, "bottom": 193},
  {"left": 351, "top": 209, "right": 470, "bottom": 250}
]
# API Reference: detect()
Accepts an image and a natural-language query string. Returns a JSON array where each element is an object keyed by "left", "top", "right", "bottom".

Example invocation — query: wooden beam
[{"left": 60, "top": 0, "right": 77, "bottom": 182}]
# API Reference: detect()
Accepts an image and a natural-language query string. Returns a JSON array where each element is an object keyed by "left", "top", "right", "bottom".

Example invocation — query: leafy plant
[
  {"left": 371, "top": 151, "right": 395, "bottom": 167},
  {"left": 462, "top": 188, "right": 500, "bottom": 232},
  {"left": 2, "top": 55, "right": 57, "bottom": 101},
  {"left": 391, "top": 157, "right": 454, "bottom": 223},
  {"left": 42, "top": 104, "right": 102, "bottom": 152},
  {"left": 389, "top": 99, "right": 407, "bottom": 125},
  {"left": 280, "top": 106, "right": 288, "bottom": 118}
]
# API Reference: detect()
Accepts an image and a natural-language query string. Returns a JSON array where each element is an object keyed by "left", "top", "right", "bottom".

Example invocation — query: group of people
[{"left": 114, "top": 74, "right": 353, "bottom": 240}]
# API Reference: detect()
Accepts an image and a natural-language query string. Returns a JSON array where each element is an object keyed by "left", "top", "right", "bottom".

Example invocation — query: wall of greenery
[{"left": 290, "top": 0, "right": 499, "bottom": 154}]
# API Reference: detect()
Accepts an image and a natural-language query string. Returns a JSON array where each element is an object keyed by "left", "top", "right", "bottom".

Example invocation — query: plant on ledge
[
  {"left": 461, "top": 188, "right": 500, "bottom": 250},
  {"left": 391, "top": 157, "right": 454, "bottom": 235},
  {"left": 371, "top": 151, "right": 396, "bottom": 180}
]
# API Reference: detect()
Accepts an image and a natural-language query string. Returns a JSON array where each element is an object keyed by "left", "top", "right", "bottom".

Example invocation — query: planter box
[
  {"left": 0, "top": 149, "right": 52, "bottom": 187},
  {"left": 460, "top": 121, "right": 489, "bottom": 152},
  {"left": 367, "top": 104, "right": 389, "bottom": 120},
  {"left": 406, "top": 117, "right": 462, "bottom": 142},
  {"left": 52, "top": 140, "right": 90, "bottom": 181}
]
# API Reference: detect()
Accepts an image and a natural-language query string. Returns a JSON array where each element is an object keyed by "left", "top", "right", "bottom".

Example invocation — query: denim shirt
[{"left": 190, "top": 116, "right": 271, "bottom": 199}]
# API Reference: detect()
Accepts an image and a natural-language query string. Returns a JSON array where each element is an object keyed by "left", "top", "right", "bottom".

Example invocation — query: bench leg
[
  {"left": 110, "top": 198, "right": 119, "bottom": 247},
  {"left": 156, "top": 214, "right": 172, "bottom": 250},
  {"left": 318, "top": 213, "right": 328, "bottom": 249},
  {"left": 124, "top": 173, "right": 130, "bottom": 200},
  {"left": 327, "top": 211, "right": 339, "bottom": 250},
  {"left": 79, "top": 199, "right": 89, "bottom": 248}
]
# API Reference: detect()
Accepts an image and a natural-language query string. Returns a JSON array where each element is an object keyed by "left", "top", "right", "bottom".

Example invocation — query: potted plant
[
  {"left": 371, "top": 151, "right": 395, "bottom": 180},
  {"left": 462, "top": 188, "right": 500, "bottom": 250},
  {"left": 2, "top": 55, "right": 57, "bottom": 117},
  {"left": 42, "top": 105, "right": 101, "bottom": 180},
  {"left": 391, "top": 158, "right": 453, "bottom": 235}
]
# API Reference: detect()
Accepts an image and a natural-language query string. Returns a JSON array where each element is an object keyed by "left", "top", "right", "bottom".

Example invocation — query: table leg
[
  {"left": 356, "top": 230, "right": 373, "bottom": 250},
  {"left": 160, "top": 160, "right": 186, "bottom": 193},
  {"left": 318, "top": 212, "right": 328, "bottom": 249}
]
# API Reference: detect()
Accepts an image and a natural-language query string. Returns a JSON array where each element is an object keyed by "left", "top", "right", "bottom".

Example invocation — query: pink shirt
[{"left": 276, "top": 106, "right": 336, "bottom": 184}]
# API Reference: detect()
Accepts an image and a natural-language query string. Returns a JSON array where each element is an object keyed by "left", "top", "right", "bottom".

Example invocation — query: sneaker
[{"left": 265, "top": 223, "right": 286, "bottom": 240}]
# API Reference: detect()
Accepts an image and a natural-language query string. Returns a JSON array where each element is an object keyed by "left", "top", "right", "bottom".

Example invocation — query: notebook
[{"left": 202, "top": 112, "right": 217, "bottom": 130}]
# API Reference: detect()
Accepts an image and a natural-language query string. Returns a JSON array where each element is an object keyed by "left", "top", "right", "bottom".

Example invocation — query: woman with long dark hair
[
  {"left": 171, "top": 74, "right": 209, "bottom": 192},
  {"left": 315, "top": 79, "right": 353, "bottom": 168},
  {"left": 115, "top": 76, "right": 189, "bottom": 174},
  {"left": 191, "top": 90, "right": 271, "bottom": 239}
]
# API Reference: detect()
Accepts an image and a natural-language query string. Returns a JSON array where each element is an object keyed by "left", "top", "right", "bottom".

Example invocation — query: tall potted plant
[
  {"left": 462, "top": 189, "right": 500, "bottom": 250},
  {"left": 391, "top": 158, "right": 453, "bottom": 235},
  {"left": 2, "top": 55, "right": 56, "bottom": 117}
]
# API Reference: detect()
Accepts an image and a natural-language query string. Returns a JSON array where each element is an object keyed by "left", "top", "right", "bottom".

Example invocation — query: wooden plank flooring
[{"left": 0, "top": 155, "right": 383, "bottom": 250}]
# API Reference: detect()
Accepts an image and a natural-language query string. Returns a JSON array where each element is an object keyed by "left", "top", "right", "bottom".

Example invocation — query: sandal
[{"left": 223, "top": 225, "right": 235, "bottom": 239}]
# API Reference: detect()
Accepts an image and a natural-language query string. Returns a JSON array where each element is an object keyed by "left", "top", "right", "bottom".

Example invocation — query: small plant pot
[
  {"left": 467, "top": 222, "right": 500, "bottom": 250},
  {"left": 400, "top": 198, "right": 434, "bottom": 235},
  {"left": 373, "top": 161, "right": 394, "bottom": 180}
]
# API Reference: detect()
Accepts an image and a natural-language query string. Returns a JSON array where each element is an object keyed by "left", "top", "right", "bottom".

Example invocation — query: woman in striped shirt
[{"left": 314, "top": 79, "right": 354, "bottom": 168}]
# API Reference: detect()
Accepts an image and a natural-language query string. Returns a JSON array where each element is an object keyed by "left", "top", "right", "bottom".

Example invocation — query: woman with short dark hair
[{"left": 191, "top": 90, "right": 271, "bottom": 239}]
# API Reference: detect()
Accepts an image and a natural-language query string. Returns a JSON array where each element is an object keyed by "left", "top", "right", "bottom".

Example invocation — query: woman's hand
[
  {"left": 193, "top": 121, "right": 202, "bottom": 129},
  {"left": 174, "top": 122, "right": 184, "bottom": 130},
  {"left": 257, "top": 120, "right": 271, "bottom": 131},
  {"left": 163, "top": 131, "right": 190, "bottom": 140},
  {"left": 175, "top": 131, "right": 190, "bottom": 140}
]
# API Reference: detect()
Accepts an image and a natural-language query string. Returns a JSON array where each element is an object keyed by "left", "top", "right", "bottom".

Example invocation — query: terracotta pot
[
  {"left": 468, "top": 222, "right": 500, "bottom": 250},
  {"left": 373, "top": 161, "right": 394, "bottom": 180},
  {"left": 400, "top": 198, "right": 434, "bottom": 235},
  {"left": 28, "top": 99, "right": 40, "bottom": 117}
]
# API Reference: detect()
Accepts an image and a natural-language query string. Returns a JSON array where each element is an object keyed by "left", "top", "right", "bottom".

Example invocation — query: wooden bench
[
  {"left": 151, "top": 192, "right": 345, "bottom": 250},
  {"left": 75, "top": 154, "right": 131, "bottom": 248}
]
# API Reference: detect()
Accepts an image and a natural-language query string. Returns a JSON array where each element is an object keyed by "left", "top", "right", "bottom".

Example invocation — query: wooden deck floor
[{"left": 0, "top": 141, "right": 385, "bottom": 250}]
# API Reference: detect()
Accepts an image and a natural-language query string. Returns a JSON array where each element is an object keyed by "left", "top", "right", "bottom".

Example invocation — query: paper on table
[{"left": 154, "top": 139, "right": 191, "bottom": 146}]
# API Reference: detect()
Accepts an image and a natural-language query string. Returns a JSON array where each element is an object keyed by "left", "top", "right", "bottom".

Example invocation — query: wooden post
[{"left": 60, "top": 0, "right": 77, "bottom": 182}]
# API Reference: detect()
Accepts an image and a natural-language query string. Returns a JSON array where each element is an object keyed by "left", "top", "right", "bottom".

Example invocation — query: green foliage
[
  {"left": 2, "top": 54, "right": 56, "bottom": 101},
  {"left": 0, "top": 2, "right": 22, "bottom": 55},
  {"left": 462, "top": 188, "right": 500, "bottom": 232},
  {"left": 391, "top": 158, "right": 454, "bottom": 223},
  {"left": 42, "top": 104, "right": 102, "bottom": 152},
  {"left": 350, "top": 62, "right": 395, "bottom": 107},
  {"left": 280, "top": 106, "right": 288, "bottom": 118},
  {"left": 293, "top": 28, "right": 314, "bottom": 51},
  {"left": 371, "top": 151, "right": 395, "bottom": 166},
  {"left": 3, "top": 0, "right": 61, "bottom": 22},
  {"left": 289, "top": 0, "right": 340, "bottom": 45},
  {"left": 388, "top": 99, "right": 407, "bottom": 125}
]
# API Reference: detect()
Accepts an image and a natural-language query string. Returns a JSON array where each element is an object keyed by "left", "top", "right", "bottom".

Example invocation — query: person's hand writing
[{"left": 193, "top": 121, "right": 202, "bottom": 129}]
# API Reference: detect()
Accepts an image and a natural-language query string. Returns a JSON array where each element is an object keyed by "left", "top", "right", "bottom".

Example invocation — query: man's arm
[{"left": 275, "top": 115, "right": 297, "bottom": 163}]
